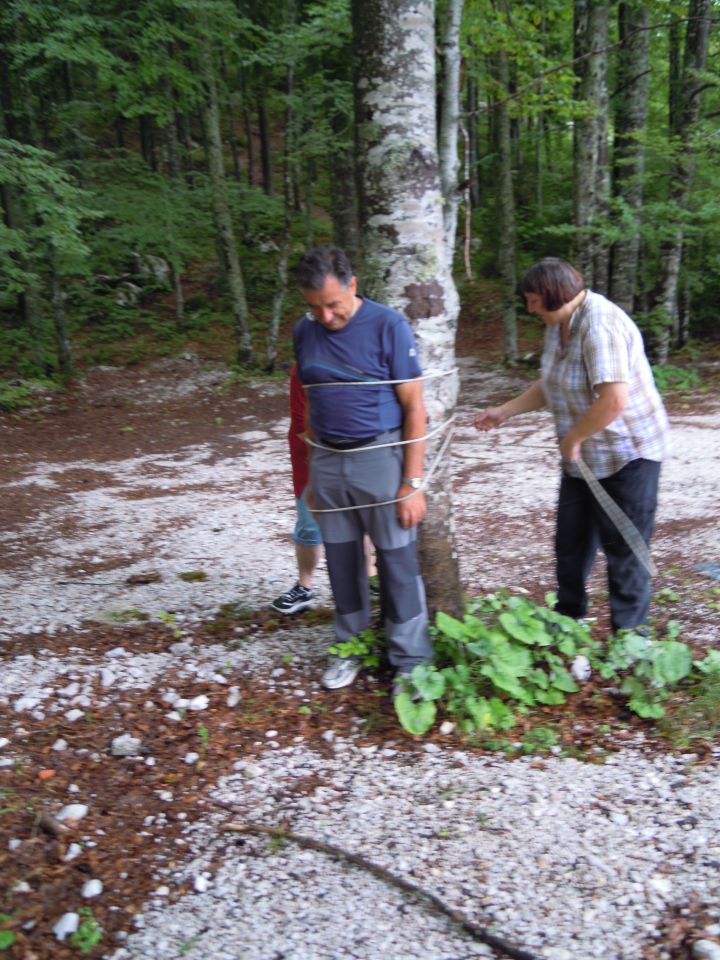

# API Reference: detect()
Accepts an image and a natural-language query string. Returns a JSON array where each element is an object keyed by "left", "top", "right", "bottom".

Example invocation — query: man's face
[{"left": 301, "top": 275, "right": 357, "bottom": 331}]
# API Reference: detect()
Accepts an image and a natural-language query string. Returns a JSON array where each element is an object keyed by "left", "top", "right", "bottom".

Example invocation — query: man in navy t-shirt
[{"left": 293, "top": 247, "right": 431, "bottom": 692}]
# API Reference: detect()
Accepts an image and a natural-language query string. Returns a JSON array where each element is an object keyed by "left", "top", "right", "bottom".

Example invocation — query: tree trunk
[
  {"left": 609, "top": 1, "right": 649, "bottom": 313},
  {"left": 492, "top": 48, "right": 517, "bottom": 363},
  {"left": 572, "top": 1, "right": 609, "bottom": 287},
  {"left": 438, "top": 0, "right": 464, "bottom": 260},
  {"left": 198, "top": 17, "right": 253, "bottom": 366},
  {"left": 466, "top": 71, "right": 480, "bottom": 208},
  {"left": 330, "top": 146, "right": 360, "bottom": 264},
  {"left": 50, "top": 250, "right": 72, "bottom": 380},
  {"left": 353, "top": 0, "right": 463, "bottom": 619},
  {"left": 266, "top": 54, "right": 295, "bottom": 372},
  {"left": 649, "top": 0, "right": 711, "bottom": 362},
  {"left": 257, "top": 86, "right": 273, "bottom": 196}
]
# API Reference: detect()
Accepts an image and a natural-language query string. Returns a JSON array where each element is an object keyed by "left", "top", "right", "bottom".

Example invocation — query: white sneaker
[{"left": 321, "top": 656, "right": 362, "bottom": 690}]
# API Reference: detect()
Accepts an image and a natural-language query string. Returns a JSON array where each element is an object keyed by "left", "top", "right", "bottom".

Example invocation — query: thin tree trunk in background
[
  {"left": 0, "top": 95, "right": 44, "bottom": 369},
  {"left": 649, "top": 0, "right": 711, "bottom": 363},
  {"left": 466, "top": 71, "right": 480, "bottom": 208},
  {"left": 257, "top": 87, "right": 273, "bottom": 196},
  {"left": 572, "top": 1, "right": 609, "bottom": 287},
  {"left": 354, "top": 0, "right": 463, "bottom": 619},
  {"left": 460, "top": 120, "right": 473, "bottom": 280},
  {"left": 493, "top": 48, "right": 517, "bottom": 364},
  {"left": 438, "top": 0, "right": 464, "bottom": 259},
  {"left": 139, "top": 113, "right": 157, "bottom": 170},
  {"left": 50, "top": 249, "right": 72, "bottom": 379},
  {"left": 266, "top": 49, "right": 295, "bottom": 372},
  {"left": 198, "top": 16, "right": 253, "bottom": 366},
  {"left": 330, "top": 145, "right": 360, "bottom": 265},
  {"left": 592, "top": 8, "right": 610, "bottom": 294},
  {"left": 609, "top": 2, "right": 649, "bottom": 313},
  {"left": 240, "top": 67, "right": 255, "bottom": 187},
  {"left": 305, "top": 158, "right": 315, "bottom": 248}
]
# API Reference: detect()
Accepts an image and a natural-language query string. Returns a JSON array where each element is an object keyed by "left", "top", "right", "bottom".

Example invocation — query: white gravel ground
[{"left": 3, "top": 359, "right": 720, "bottom": 959}]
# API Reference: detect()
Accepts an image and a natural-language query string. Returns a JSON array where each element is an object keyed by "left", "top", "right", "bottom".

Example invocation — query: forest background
[{"left": 1, "top": 0, "right": 718, "bottom": 398}]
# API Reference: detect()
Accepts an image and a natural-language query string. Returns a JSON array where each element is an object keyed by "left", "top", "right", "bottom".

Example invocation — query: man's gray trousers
[{"left": 310, "top": 430, "right": 432, "bottom": 672}]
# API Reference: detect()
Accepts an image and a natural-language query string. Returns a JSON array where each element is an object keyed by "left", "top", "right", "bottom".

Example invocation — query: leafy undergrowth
[
  {"left": 1, "top": 599, "right": 718, "bottom": 959},
  {"left": 394, "top": 592, "right": 720, "bottom": 747}
]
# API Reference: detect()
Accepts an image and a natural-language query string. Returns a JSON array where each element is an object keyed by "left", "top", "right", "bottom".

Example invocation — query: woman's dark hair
[
  {"left": 519, "top": 258, "right": 585, "bottom": 310},
  {"left": 294, "top": 246, "right": 354, "bottom": 290}
]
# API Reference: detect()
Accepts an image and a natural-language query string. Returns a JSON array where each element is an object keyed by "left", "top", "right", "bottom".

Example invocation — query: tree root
[{"left": 220, "top": 819, "right": 540, "bottom": 960}]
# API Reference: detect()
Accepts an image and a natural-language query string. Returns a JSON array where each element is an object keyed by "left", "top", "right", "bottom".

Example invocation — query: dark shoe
[{"left": 271, "top": 582, "right": 316, "bottom": 615}]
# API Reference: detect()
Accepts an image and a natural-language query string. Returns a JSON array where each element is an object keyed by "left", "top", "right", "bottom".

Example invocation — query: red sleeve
[{"left": 289, "top": 363, "right": 309, "bottom": 496}]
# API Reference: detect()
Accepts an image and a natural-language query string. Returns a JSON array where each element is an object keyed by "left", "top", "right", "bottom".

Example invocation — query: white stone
[
  {"left": 226, "top": 687, "right": 241, "bottom": 707},
  {"left": 193, "top": 875, "right": 209, "bottom": 893},
  {"left": 57, "top": 804, "right": 89, "bottom": 823},
  {"left": 64, "top": 708, "right": 85, "bottom": 723},
  {"left": 12, "top": 881, "right": 31, "bottom": 894},
  {"left": 693, "top": 942, "right": 720, "bottom": 960},
  {"left": 64, "top": 843, "right": 83, "bottom": 862},
  {"left": 82, "top": 879, "right": 103, "bottom": 898},
  {"left": 0, "top": 758, "right": 14, "bottom": 768},
  {"left": 184, "top": 752, "right": 200, "bottom": 765},
  {"left": 111, "top": 735, "right": 142, "bottom": 757},
  {"left": 648, "top": 875, "right": 672, "bottom": 896},
  {"left": 53, "top": 912, "right": 79, "bottom": 941},
  {"left": 571, "top": 655, "right": 592, "bottom": 682},
  {"left": 439, "top": 721, "right": 455, "bottom": 735},
  {"left": 0, "top": 737, "right": 9, "bottom": 749},
  {"left": 188, "top": 695, "right": 209, "bottom": 711},
  {"left": 52, "top": 738, "right": 68, "bottom": 751}
]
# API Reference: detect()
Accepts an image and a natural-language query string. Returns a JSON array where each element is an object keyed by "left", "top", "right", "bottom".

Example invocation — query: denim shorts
[{"left": 292, "top": 488, "right": 323, "bottom": 547}]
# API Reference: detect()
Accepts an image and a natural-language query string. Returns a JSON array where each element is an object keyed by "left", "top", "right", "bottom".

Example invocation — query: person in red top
[{"left": 271, "top": 363, "right": 324, "bottom": 614}]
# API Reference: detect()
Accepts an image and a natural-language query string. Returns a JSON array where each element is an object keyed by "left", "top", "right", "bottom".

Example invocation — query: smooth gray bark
[
  {"left": 438, "top": 0, "right": 464, "bottom": 259},
  {"left": 572, "top": 1, "right": 610, "bottom": 287},
  {"left": 199, "top": 19, "right": 253, "bottom": 366},
  {"left": 609, "top": 2, "right": 649, "bottom": 313},
  {"left": 650, "top": 0, "right": 712, "bottom": 363},
  {"left": 353, "top": 0, "right": 463, "bottom": 618},
  {"left": 493, "top": 48, "right": 517, "bottom": 363}
]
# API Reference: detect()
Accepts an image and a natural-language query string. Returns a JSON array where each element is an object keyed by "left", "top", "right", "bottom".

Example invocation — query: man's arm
[
  {"left": 559, "top": 381, "right": 628, "bottom": 462},
  {"left": 394, "top": 378, "right": 426, "bottom": 529}
]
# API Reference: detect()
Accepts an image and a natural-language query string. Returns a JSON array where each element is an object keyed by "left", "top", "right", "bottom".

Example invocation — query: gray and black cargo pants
[{"left": 310, "top": 429, "right": 432, "bottom": 673}]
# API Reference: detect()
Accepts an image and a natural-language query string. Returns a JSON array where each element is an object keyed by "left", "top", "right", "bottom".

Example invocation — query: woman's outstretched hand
[{"left": 473, "top": 407, "right": 506, "bottom": 431}]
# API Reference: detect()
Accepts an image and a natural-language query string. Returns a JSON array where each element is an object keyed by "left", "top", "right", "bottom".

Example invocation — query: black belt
[{"left": 320, "top": 434, "right": 383, "bottom": 450}]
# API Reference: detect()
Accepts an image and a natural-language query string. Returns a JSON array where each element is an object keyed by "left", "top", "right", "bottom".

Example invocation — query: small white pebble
[
  {"left": 53, "top": 912, "right": 79, "bottom": 941},
  {"left": 82, "top": 879, "right": 103, "bottom": 898}
]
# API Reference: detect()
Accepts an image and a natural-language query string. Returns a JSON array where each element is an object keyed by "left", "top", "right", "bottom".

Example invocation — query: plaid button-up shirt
[{"left": 541, "top": 290, "right": 670, "bottom": 479}]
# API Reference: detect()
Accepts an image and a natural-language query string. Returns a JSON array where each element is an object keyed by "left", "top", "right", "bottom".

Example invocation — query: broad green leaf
[
  {"left": 696, "top": 649, "right": 720, "bottom": 674},
  {"left": 394, "top": 695, "right": 436, "bottom": 735},
  {"left": 650, "top": 641, "right": 693, "bottom": 686},
  {"left": 550, "top": 666, "right": 579, "bottom": 694},
  {"left": 409, "top": 664, "right": 446, "bottom": 700}
]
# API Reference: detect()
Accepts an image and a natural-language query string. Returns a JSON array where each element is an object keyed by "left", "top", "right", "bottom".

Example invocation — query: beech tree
[{"left": 353, "top": 0, "right": 463, "bottom": 617}]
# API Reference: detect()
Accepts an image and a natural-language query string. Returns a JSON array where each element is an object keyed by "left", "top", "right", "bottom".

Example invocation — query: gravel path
[{"left": 2, "top": 358, "right": 720, "bottom": 959}]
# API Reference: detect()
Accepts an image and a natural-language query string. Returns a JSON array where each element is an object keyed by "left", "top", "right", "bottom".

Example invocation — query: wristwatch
[{"left": 402, "top": 476, "right": 423, "bottom": 490}]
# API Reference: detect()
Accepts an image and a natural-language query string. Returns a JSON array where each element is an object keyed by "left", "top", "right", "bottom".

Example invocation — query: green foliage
[
  {"left": 68, "top": 907, "right": 103, "bottom": 954},
  {"left": 393, "top": 592, "right": 714, "bottom": 738},
  {"left": 329, "top": 629, "right": 379, "bottom": 668},
  {"left": 0, "top": 914, "right": 16, "bottom": 951},
  {"left": 651, "top": 364, "right": 701, "bottom": 394}
]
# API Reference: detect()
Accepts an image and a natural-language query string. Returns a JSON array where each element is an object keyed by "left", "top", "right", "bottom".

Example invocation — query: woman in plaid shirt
[{"left": 474, "top": 258, "right": 669, "bottom": 634}]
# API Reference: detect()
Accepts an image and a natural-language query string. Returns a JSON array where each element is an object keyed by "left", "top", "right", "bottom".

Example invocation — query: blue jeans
[
  {"left": 555, "top": 458, "right": 661, "bottom": 632},
  {"left": 292, "top": 489, "right": 322, "bottom": 547}
]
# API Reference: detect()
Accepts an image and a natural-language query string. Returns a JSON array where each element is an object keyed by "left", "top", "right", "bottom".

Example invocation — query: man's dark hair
[
  {"left": 294, "top": 247, "right": 354, "bottom": 290},
  {"left": 519, "top": 258, "right": 585, "bottom": 311}
]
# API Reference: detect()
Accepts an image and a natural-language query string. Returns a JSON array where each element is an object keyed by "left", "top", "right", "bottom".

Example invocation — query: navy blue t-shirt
[{"left": 293, "top": 298, "right": 422, "bottom": 439}]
